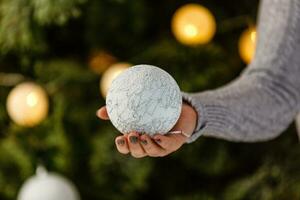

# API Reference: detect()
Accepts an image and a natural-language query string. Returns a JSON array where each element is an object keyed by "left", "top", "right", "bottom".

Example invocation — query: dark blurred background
[{"left": 1, "top": 0, "right": 300, "bottom": 199}]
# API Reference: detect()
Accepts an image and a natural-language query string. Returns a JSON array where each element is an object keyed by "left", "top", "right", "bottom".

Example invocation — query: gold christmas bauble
[
  {"left": 6, "top": 82, "right": 49, "bottom": 127},
  {"left": 239, "top": 27, "right": 257, "bottom": 63},
  {"left": 100, "top": 62, "right": 131, "bottom": 98},
  {"left": 171, "top": 4, "right": 216, "bottom": 45}
]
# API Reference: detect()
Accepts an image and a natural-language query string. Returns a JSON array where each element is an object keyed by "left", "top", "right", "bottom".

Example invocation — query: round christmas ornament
[
  {"left": 172, "top": 4, "right": 216, "bottom": 46},
  {"left": 17, "top": 166, "right": 80, "bottom": 200},
  {"left": 6, "top": 82, "right": 49, "bottom": 127},
  {"left": 106, "top": 64, "right": 182, "bottom": 136}
]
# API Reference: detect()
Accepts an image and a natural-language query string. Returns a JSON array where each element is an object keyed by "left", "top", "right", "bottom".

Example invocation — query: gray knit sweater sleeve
[{"left": 182, "top": 0, "right": 300, "bottom": 143}]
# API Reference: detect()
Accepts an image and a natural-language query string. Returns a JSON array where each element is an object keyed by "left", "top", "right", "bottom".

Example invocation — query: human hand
[{"left": 96, "top": 102, "right": 197, "bottom": 158}]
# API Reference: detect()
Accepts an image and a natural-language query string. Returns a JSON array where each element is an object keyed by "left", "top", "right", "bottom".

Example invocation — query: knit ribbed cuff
[
  {"left": 181, "top": 91, "right": 232, "bottom": 143},
  {"left": 181, "top": 91, "right": 206, "bottom": 143}
]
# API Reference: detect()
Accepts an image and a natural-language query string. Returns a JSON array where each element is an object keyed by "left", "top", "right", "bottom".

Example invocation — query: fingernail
[
  {"left": 129, "top": 136, "right": 138, "bottom": 144},
  {"left": 117, "top": 139, "right": 125, "bottom": 145},
  {"left": 155, "top": 138, "right": 161, "bottom": 143},
  {"left": 134, "top": 131, "right": 141, "bottom": 136},
  {"left": 140, "top": 139, "right": 148, "bottom": 145}
]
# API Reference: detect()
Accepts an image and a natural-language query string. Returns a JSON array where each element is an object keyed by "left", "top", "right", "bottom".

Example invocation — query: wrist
[{"left": 182, "top": 102, "right": 198, "bottom": 138}]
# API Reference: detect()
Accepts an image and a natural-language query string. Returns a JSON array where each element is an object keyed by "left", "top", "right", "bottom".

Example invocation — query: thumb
[{"left": 96, "top": 106, "right": 110, "bottom": 120}]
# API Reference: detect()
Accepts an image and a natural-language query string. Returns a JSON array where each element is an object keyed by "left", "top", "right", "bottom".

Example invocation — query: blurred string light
[
  {"left": 171, "top": 4, "right": 216, "bottom": 46},
  {"left": 239, "top": 26, "right": 257, "bottom": 63},
  {"left": 100, "top": 62, "right": 131, "bottom": 98},
  {"left": 88, "top": 50, "right": 117, "bottom": 75},
  {"left": 6, "top": 82, "right": 49, "bottom": 127}
]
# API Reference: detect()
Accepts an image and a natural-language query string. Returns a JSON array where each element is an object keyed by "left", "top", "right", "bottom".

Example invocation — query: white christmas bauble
[
  {"left": 6, "top": 82, "right": 49, "bottom": 127},
  {"left": 106, "top": 64, "right": 182, "bottom": 136},
  {"left": 17, "top": 167, "right": 80, "bottom": 200}
]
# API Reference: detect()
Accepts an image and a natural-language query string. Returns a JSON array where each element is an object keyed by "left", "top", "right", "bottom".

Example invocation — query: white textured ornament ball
[
  {"left": 6, "top": 82, "right": 49, "bottom": 127},
  {"left": 17, "top": 167, "right": 80, "bottom": 200},
  {"left": 106, "top": 64, "right": 182, "bottom": 136}
]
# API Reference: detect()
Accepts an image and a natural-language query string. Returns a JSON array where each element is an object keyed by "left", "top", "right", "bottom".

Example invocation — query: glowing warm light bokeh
[
  {"left": 88, "top": 50, "right": 117, "bottom": 74},
  {"left": 26, "top": 92, "right": 39, "bottom": 107},
  {"left": 171, "top": 4, "right": 216, "bottom": 45},
  {"left": 6, "top": 82, "right": 49, "bottom": 127},
  {"left": 100, "top": 63, "right": 131, "bottom": 98},
  {"left": 239, "top": 27, "right": 257, "bottom": 63}
]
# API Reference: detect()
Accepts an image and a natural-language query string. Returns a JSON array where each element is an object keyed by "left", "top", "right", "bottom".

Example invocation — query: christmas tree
[{"left": 1, "top": 0, "right": 300, "bottom": 199}]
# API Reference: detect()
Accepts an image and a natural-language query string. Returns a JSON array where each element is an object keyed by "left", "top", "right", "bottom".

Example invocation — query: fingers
[
  {"left": 140, "top": 134, "right": 167, "bottom": 157},
  {"left": 96, "top": 106, "right": 110, "bottom": 120},
  {"left": 115, "top": 132, "right": 186, "bottom": 158},
  {"left": 127, "top": 132, "right": 147, "bottom": 158},
  {"left": 115, "top": 135, "right": 129, "bottom": 154},
  {"left": 153, "top": 133, "right": 187, "bottom": 152}
]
